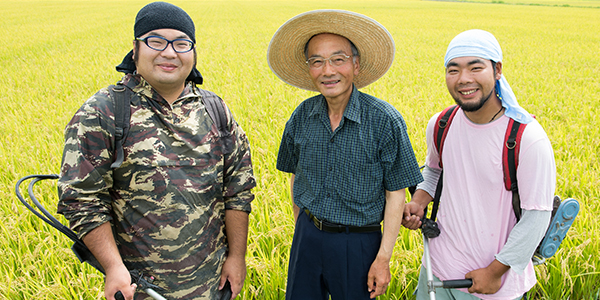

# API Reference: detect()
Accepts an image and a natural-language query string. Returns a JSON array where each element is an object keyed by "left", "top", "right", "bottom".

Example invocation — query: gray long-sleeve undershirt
[{"left": 415, "top": 165, "right": 551, "bottom": 273}]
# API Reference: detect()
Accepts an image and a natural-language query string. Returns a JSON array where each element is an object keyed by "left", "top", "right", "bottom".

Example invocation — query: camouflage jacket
[{"left": 57, "top": 74, "right": 256, "bottom": 299}]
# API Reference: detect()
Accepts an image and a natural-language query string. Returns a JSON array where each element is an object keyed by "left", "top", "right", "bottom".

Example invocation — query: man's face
[
  {"left": 445, "top": 56, "right": 502, "bottom": 112},
  {"left": 133, "top": 28, "right": 195, "bottom": 93},
  {"left": 306, "top": 33, "right": 359, "bottom": 103}
]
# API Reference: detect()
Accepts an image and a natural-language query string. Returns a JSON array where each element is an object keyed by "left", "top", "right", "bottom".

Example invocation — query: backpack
[
  {"left": 419, "top": 105, "right": 579, "bottom": 264},
  {"left": 432, "top": 104, "right": 532, "bottom": 222},
  {"left": 107, "top": 82, "right": 229, "bottom": 169},
  {"left": 15, "top": 82, "right": 233, "bottom": 300}
]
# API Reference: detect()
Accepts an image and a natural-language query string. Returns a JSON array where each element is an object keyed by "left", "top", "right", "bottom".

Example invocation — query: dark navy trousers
[{"left": 286, "top": 210, "right": 382, "bottom": 300}]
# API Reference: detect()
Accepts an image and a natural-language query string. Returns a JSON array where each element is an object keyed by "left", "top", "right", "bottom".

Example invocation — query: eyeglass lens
[{"left": 307, "top": 54, "right": 350, "bottom": 69}]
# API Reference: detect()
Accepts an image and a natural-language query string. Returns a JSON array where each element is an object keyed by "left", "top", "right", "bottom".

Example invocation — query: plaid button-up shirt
[{"left": 277, "top": 86, "right": 422, "bottom": 226}]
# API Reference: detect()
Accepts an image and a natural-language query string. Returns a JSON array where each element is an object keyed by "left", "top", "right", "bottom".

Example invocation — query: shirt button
[
  {"left": 330, "top": 138, "right": 334, "bottom": 143},
  {"left": 329, "top": 167, "right": 332, "bottom": 171}
]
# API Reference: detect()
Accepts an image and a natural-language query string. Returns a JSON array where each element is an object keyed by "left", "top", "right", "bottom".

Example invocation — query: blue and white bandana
[{"left": 444, "top": 29, "right": 534, "bottom": 124}]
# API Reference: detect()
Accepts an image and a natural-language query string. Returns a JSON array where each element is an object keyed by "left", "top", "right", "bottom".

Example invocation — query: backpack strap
[
  {"left": 106, "top": 85, "right": 229, "bottom": 170},
  {"left": 429, "top": 170, "right": 444, "bottom": 222},
  {"left": 434, "top": 105, "right": 459, "bottom": 168},
  {"left": 197, "top": 88, "right": 229, "bottom": 136},
  {"left": 424, "top": 105, "right": 458, "bottom": 223},
  {"left": 428, "top": 106, "right": 533, "bottom": 224},
  {"left": 503, "top": 118, "right": 528, "bottom": 221},
  {"left": 108, "top": 83, "right": 133, "bottom": 169}
]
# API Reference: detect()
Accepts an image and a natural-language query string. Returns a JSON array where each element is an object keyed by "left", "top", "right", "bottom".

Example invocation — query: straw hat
[{"left": 267, "top": 9, "right": 395, "bottom": 91}]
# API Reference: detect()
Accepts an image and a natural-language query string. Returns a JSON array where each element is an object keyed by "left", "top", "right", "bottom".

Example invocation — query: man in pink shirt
[{"left": 403, "top": 29, "right": 556, "bottom": 300}]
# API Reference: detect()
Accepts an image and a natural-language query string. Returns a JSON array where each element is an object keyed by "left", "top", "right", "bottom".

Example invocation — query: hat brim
[{"left": 267, "top": 9, "right": 395, "bottom": 92}]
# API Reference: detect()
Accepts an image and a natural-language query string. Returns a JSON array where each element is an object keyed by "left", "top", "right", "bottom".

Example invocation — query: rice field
[{"left": 0, "top": 0, "right": 598, "bottom": 299}]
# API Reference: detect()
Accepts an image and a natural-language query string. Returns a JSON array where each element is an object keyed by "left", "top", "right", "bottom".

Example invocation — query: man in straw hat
[
  {"left": 57, "top": 2, "right": 255, "bottom": 299},
  {"left": 268, "top": 10, "right": 423, "bottom": 299},
  {"left": 403, "top": 29, "right": 556, "bottom": 299}
]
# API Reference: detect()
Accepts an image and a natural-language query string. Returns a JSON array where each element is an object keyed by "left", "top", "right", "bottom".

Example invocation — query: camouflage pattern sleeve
[
  {"left": 220, "top": 98, "right": 256, "bottom": 213},
  {"left": 57, "top": 88, "right": 117, "bottom": 239}
]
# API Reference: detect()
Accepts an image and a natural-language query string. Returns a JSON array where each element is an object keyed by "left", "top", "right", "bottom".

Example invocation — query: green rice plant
[{"left": 1, "top": 0, "right": 598, "bottom": 299}]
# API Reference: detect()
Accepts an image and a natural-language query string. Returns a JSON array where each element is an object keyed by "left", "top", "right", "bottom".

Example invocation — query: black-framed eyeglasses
[{"left": 136, "top": 36, "right": 195, "bottom": 53}]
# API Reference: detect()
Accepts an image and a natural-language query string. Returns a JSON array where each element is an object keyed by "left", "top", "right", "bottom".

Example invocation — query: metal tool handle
[{"left": 115, "top": 288, "right": 167, "bottom": 300}]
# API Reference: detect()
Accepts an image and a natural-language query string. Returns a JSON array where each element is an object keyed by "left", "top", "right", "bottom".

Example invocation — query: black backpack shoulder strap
[
  {"left": 429, "top": 170, "right": 444, "bottom": 222},
  {"left": 106, "top": 85, "right": 228, "bottom": 169},
  {"left": 503, "top": 117, "right": 528, "bottom": 221},
  {"left": 108, "top": 83, "right": 133, "bottom": 169},
  {"left": 197, "top": 88, "right": 229, "bottom": 136}
]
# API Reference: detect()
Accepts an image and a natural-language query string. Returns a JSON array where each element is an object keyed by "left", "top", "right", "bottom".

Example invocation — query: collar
[
  {"left": 308, "top": 85, "right": 362, "bottom": 124},
  {"left": 119, "top": 74, "right": 198, "bottom": 104}
]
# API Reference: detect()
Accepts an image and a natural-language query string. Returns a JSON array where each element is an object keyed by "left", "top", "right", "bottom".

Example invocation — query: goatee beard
[{"left": 454, "top": 89, "right": 495, "bottom": 112}]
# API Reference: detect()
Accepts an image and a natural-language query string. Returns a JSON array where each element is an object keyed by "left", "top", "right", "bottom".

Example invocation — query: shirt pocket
[{"left": 336, "top": 161, "right": 383, "bottom": 204}]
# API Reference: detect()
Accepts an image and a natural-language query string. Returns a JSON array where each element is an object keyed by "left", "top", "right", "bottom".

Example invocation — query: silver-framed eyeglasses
[
  {"left": 136, "top": 36, "right": 195, "bottom": 53},
  {"left": 306, "top": 54, "right": 352, "bottom": 69}
]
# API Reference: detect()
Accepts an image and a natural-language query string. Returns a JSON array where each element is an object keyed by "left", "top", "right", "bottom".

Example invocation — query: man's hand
[
  {"left": 465, "top": 260, "right": 510, "bottom": 295},
  {"left": 402, "top": 201, "right": 425, "bottom": 230},
  {"left": 402, "top": 189, "right": 431, "bottom": 230},
  {"left": 220, "top": 254, "right": 246, "bottom": 299},
  {"left": 367, "top": 256, "right": 391, "bottom": 299},
  {"left": 104, "top": 264, "right": 136, "bottom": 300},
  {"left": 222, "top": 209, "right": 249, "bottom": 299},
  {"left": 82, "top": 222, "right": 135, "bottom": 300},
  {"left": 366, "top": 189, "right": 404, "bottom": 298}
]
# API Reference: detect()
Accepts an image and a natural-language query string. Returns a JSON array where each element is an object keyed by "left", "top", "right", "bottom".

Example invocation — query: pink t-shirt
[{"left": 424, "top": 109, "right": 556, "bottom": 299}]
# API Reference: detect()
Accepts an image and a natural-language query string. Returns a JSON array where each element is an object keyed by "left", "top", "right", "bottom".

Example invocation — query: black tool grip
[
  {"left": 220, "top": 280, "right": 232, "bottom": 300},
  {"left": 115, "top": 291, "right": 125, "bottom": 300},
  {"left": 442, "top": 279, "right": 473, "bottom": 289}
]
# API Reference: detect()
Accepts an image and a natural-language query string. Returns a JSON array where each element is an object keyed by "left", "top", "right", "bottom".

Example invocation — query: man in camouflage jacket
[{"left": 57, "top": 2, "right": 255, "bottom": 300}]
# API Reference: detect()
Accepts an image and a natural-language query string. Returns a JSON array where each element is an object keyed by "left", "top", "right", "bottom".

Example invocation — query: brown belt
[{"left": 304, "top": 209, "right": 381, "bottom": 233}]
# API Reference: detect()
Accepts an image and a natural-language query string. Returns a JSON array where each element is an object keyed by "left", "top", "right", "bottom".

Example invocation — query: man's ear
[
  {"left": 353, "top": 57, "right": 360, "bottom": 76},
  {"left": 132, "top": 40, "right": 137, "bottom": 60},
  {"left": 494, "top": 61, "right": 503, "bottom": 80}
]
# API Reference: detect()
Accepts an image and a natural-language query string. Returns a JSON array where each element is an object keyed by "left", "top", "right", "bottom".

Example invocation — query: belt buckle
[{"left": 313, "top": 217, "right": 323, "bottom": 231}]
